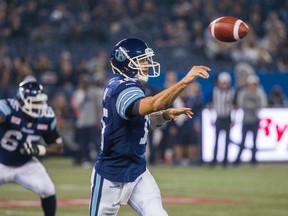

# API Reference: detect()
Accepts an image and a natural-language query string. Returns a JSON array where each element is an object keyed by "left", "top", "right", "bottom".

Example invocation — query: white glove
[{"left": 20, "top": 143, "right": 46, "bottom": 156}]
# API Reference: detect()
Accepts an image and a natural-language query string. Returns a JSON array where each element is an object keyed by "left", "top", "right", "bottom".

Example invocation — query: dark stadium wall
[{"left": 147, "top": 71, "right": 288, "bottom": 104}]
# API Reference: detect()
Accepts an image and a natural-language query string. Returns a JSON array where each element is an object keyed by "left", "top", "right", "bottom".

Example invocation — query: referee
[{"left": 211, "top": 72, "right": 235, "bottom": 167}]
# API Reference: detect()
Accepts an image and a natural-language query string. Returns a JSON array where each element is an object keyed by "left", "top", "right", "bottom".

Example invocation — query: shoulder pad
[
  {"left": 113, "top": 78, "right": 144, "bottom": 95},
  {"left": 0, "top": 99, "right": 13, "bottom": 119},
  {"left": 6, "top": 99, "right": 21, "bottom": 112},
  {"left": 43, "top": 106, "right": 56, "bottom": 119},
  {"left": 40, "top": 107, "right": 57, "bottom": 130},
  {"left": 0, "top": 99, "right": 24, "bottom": 122}
]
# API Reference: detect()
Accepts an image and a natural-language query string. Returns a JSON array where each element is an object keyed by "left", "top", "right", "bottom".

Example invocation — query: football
[{"left": 208, "top": 16, "right": 249, "bottom": 42}]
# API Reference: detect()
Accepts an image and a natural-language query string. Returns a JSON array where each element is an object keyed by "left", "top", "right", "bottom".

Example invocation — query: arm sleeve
[
  {"left": 126, "top": 99, "right": 141, "bottom": 117},
  {"left": 116, "top": 86, "right": 145, "bottom": 119},
  {"left": 43, "top": 115, "right": 63, "bottom": 145},
  {"left": 42, "top": 127, "right": 63, "bottom": 145}
]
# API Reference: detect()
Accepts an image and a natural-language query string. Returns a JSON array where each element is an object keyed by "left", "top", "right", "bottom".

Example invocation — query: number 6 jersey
[{"left": 0, "top": 99, "right": 61, "bottom": 166}]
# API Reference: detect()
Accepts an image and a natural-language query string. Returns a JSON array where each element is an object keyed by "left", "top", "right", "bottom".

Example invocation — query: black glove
[{"left": 20, "top": 143, "right": 46, "bottom": 156}]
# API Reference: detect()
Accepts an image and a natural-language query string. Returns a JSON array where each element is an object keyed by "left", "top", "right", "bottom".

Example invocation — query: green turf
[{"left": 0, "top": 157, "right": 288, "bottom": 216}]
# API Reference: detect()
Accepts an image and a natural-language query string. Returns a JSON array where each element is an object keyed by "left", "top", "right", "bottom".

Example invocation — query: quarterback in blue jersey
[
  {"left": 0, "top": 78, "right": 64, "bottom": 216},
  {"left": 89, "top": 38, "right": 210, "bottom": 216}
]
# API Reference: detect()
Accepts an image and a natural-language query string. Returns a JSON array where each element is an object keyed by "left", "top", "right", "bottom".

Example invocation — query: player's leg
[
  {"left": 173, "top": 127, "right": 185, "bottom": 165},
  {"left": 77, "top": 127, "right": 88, "bottom": 164},
  {"left": 187, "top": 144, "right": 197, "bottom": 164},
  {"left": 251, "top": 122, "right": 259, "bottom": 165},
  {"left": 173, "top": 144, "right": 183, "bottom": 165},
  {"left": 89, "top": 168, "right": 122, "bottom": 216},
  {"left": 41, "top": 195, "right": 56, "bottom": 216},
  {"left": 129, "top": 169, "right": 168, "bottom": 216},
  {"left": 13, "top": 158, "right": 56, "bottom": 216},
  {"left": 212, "top": 124, "right": 221, "bottom": 164},
  {"left": 184, "top": 127, "right": 197, "bottom": 165},
  {"left": 234, "top": 125, "right": 248, "bottom": 164},
  {"left": 223, "top": 125, "right": 231, "bottom": 166},
  {"left": 0, "top": 163, "right": 16, "bottom": 184}
]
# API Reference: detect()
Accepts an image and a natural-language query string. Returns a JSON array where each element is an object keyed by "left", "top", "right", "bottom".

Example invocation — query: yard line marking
[{"left": 0, "top": 197, "right": 242, "bottom": 208}]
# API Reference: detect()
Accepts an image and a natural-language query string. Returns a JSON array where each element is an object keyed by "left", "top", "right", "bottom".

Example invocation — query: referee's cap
[{"left": 218, "top": 72, "right": 231, "bottom": 83}]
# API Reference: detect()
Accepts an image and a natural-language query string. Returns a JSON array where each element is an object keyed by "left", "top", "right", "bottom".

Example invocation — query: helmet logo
[{"left": 115, "top": 47, "right": 127, "bottom": 62}]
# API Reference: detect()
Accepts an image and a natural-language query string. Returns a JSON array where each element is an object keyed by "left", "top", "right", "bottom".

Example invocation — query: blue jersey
[
  {"left": 0, "top": 99, "right": 60, "bottom": 166},
  {"left": 96, "top": 76, "right": 149, "bottom": 182}
]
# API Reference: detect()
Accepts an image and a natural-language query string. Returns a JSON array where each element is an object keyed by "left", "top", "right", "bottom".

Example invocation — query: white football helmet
[{"left": 16, "top": 80, "right": 48, "bottom": 118}]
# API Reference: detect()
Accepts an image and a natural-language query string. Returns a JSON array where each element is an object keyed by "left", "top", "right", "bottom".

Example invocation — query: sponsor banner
[{"left": 202, "top": 108, "right": 288, "bottom": 162}]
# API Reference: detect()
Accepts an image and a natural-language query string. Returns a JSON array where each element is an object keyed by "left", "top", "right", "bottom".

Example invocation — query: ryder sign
[{"left": 202, "top": 108, "right": 288, "bottom": 162}]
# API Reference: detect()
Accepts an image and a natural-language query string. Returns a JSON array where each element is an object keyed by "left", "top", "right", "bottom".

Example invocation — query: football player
[
  {"left": 89, "top": 38, "right": 210, "bottom": 216},
  {"left": 0, "top": 78, "right": 64, "bottom": 216}
]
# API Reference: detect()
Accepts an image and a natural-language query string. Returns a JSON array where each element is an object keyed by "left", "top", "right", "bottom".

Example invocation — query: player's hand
[
  {"left": 163, "top": 108, "right": 193, "bottom": 121},
  {"left": 182, "top": 65, "right": 210, "bottom": 85},
  {"left": 20, "top": 143, "right": 46, "bottom": 156}
]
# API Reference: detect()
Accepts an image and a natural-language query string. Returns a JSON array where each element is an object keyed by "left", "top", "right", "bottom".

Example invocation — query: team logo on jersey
[
  {"left": 37, "top": 124, "right": 48, "bottom": 130},
  {"left": 11, "top": 116, "right": 21, "bottom": 125},
  {"left": 115, "top": 47, "right": 127, "bottom": 62}
]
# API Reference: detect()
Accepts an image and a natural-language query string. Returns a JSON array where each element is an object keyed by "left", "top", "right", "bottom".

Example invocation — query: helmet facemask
[
  {"left": 112, "top": 46, "right": 160, "bottom": 83},
  {"left": 18, "top": 87, "right": 48, "bottom": 118}
]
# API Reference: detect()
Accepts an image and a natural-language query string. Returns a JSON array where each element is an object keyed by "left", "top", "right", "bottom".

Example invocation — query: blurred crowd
[
  {"left": 0, "top": 0, "right": 287, "bottom": 71},
  {"left": 0, "top": 0, "right": 288, "bottom": 166}
]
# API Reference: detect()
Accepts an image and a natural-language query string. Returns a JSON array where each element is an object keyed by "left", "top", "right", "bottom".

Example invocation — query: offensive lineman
[
  {"left": 89, "top": 38, "right": 210, "bottom": 215},
  {"left": 0, "top": 78, "right": 64, "bottom": 216}
]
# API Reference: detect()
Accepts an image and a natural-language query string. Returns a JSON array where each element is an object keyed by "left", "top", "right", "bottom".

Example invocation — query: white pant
[
  {"left": 0, "top": 157, "right": 55, "bottom": 198},
  {"left": 89, "top": 169, "right": 168, "bottom": 216}
]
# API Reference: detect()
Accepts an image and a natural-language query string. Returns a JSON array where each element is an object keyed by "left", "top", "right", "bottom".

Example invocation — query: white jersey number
[
  {"left": 1, "top": 130, "right": 40, "bottom": 151},
  {"left": 139, "top": 116, "right": 149, "bottom": 145}
]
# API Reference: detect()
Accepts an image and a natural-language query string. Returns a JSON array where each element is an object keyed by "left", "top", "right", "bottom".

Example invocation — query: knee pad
[
  {"left": 38, "top": 182, "right": 56, "bottom": 198},
  {"left": 142, "top": 200, "right": 168, "bottom": 216}
]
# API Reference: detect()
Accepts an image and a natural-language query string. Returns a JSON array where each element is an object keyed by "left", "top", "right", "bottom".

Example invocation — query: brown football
[{"left": 208, "top": 16, "right": 249, "bottom": 42}]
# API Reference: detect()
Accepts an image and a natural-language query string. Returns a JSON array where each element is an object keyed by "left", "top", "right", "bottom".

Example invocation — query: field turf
[{"left": 0, "top": 157, "right": 288, "bottom": 216}]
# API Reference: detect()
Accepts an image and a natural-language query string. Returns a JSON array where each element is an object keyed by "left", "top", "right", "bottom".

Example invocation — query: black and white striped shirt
[{"left": 213, "top": 87, "right": 235, "bottom": 118}]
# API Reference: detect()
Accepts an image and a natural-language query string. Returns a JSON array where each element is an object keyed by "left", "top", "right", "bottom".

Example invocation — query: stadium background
[
  {"left": 1, "top": 0, "right": 288, "bottom": 96},
  {"left": 1, "top": 0, "right": 288, "bottom": 156},
  {"left": 1, "top": 0, "right": 288, "bottom": 215}
]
